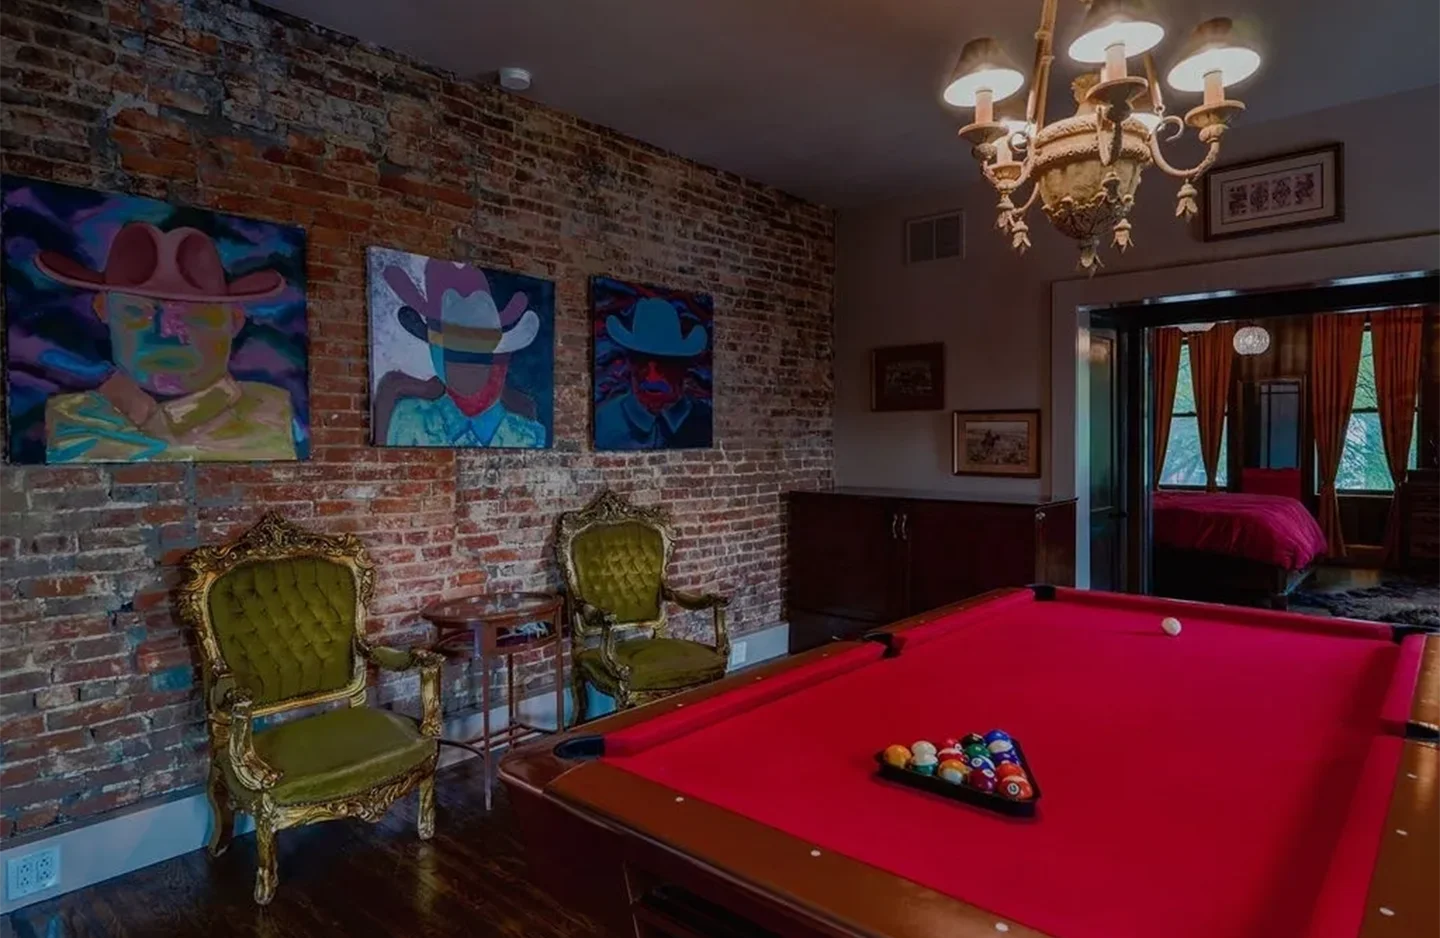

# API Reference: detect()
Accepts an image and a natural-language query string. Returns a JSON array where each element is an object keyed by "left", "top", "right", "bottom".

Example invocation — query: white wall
[{"left": 834, "top": 85, "right": 1440, "bottom": 494}]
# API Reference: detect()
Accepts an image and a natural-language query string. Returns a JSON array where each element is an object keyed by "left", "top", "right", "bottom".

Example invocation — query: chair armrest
[
  {"left": 358, "top": 641, "right": 444, "bottom": 738},
  {"left": 221, "top": 687, "right": 282, "bottom": 791},
  {"left": 576, "top": 600, "right": 630, "bottom": 685},
  {"left": 661, "top": 585, "right": 731, "bottom": 660}
]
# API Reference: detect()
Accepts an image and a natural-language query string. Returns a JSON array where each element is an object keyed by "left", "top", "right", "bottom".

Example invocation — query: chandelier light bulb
[
  {"left": 1068, "top": 0, "right": 1165, "bottom": 64},
  {"left": 1233, "top": 325, "right": 1271, "bottom": 356},
  {"left": 1167, "top": 18, "right": 1262, "bottom": 93}
]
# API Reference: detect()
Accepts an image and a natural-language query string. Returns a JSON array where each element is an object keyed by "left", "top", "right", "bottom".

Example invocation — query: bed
[{"left": 1151, "top": 490, "right": 1327, "bottom": 609}]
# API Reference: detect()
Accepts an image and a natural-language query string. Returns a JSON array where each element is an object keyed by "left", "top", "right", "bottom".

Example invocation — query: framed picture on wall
[
  {"left": 1203, "top": 144, "right": 1343, "bottom": 240},
  {"left": 871, "top": 343, "right": 945, "bottom": 411},
  {"left": 952, "top": 409, "right": 1041, "bottom": 478}
]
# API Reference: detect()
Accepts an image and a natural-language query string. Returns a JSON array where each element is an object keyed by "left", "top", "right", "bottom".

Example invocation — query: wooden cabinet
[
  {"left": 1402, "top": 469, "right": 1439, "bottom": 577},
  {"left": 786, "top": 489, "right": 1076, "bottom": 652}
]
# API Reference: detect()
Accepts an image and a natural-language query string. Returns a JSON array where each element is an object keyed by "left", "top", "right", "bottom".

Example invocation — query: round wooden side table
[{"left": 420, "top": 591, "right": 566, "bottom": 810}]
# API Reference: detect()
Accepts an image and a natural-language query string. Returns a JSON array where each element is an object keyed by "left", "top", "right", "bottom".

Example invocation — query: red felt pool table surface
[{"left": 502, "top": 589, "right": 1440, "bottom": 938}]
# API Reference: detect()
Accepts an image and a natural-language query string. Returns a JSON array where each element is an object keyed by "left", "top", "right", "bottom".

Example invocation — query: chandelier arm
[
  {"left": 1142, "top": 53, "right": 1165, "bottom": 117},
  {"left": 1148, "top": 117, "right": 1221, "bottom": 179},
  {"left": 1025, "top": 0, "right": 1060, "bottom": 132},
  {"left": 1013, "top": 181, "right": 1041, "bottom": 218}
]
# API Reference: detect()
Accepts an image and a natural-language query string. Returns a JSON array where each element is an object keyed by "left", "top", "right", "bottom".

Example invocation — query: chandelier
[{"left": 943, "top": 0, "right": 1262, "bottom": 273}]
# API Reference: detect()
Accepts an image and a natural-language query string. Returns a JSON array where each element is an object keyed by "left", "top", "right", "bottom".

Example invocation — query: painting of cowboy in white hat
[
  {"left": 1, "top": 177, "right": 309, "bottom": 464},
  {"left": 592, "top": 277, "right": 713, "bottom": 451},
  {"left": 367, "top": 248, "right": 554, "bottom": 449}
]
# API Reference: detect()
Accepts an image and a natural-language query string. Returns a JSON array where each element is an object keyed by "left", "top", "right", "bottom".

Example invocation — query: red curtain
[
  {"left": 1371, "top": 307, "right": 1424, "bottom": 564},
  {"left": 1188, "top": 323, "right": 1236, "bottom": 492},
  {"left": 1151, "top": 328, "right": 1182, "bottom": 488},
  {"left": 1311, "top": 313, "right": 1365, "bottom": 557}
]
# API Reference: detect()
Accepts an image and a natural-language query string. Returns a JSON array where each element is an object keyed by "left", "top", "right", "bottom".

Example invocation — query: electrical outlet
[
  {"left": 728, "top": 641, "right": 747, "bottom": 668},
  {"left": 6, "top": 846, "right": 60, "bottom": 900}
]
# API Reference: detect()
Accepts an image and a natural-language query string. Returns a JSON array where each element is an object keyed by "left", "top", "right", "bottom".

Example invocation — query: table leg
[
  {"left": 506, "top": 650, "right": 517, "bottom": 731},
  {"left": 480, "top": 649, "right": 492, "bottom": 812}
]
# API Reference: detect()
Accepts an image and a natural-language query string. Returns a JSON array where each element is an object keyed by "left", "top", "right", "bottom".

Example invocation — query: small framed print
[
  {"left": 871, "top": 343, "right": 945, "bottom": 412},
  {"left": 952, "top": 409, "right": 1041, "bottom": 478},
  {"left": 1203, "top": 144, "right": 1343, "bottom": 240}
]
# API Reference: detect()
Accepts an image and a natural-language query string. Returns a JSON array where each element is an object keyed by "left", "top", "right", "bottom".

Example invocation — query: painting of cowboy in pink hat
[
  {"left": 367, "top": 248, "right": 554, "bottom": 448},
  {"left": 592, "top": 277, "right": 713, "bottom": 451},
  {"left": 2, "top": 177, "right": 308, "bottom": 463}
]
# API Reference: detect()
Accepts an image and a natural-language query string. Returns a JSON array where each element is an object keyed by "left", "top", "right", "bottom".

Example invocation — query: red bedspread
[{"left": 1153, "top": 491, "right": 1327, "bottom": 570}]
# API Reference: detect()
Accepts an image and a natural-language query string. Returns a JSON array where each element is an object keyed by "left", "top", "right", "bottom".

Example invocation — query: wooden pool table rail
[{"left": 499, "top": 589, "right": 1440, "bottom": 938}]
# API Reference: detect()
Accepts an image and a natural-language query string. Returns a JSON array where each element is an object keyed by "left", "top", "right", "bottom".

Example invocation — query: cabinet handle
[
  {"left": 890, "top": 513, "right": 899, "bottom": 540},
  {"left": 1036, "top": 510, "right": 1046, "bottom": 523},
  {"left": 900, "top": 513, "right": 909, "bottom": 541}
]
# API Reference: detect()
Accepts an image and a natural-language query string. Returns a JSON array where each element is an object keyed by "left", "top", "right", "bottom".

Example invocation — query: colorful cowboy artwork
[
  {"left": 367, "top": 248, "right": 555, "bottom": 448},
  {"left": 592, "top": 277, "right": 714, "bottom": 451},
  {"left": 1, "top": 177, "right": 309, "bottom": 463}
]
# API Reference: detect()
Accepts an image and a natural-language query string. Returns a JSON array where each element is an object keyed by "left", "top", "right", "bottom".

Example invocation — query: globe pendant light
[{"left": 1233, "top": 325, "right": 1271, "bottom": 356}]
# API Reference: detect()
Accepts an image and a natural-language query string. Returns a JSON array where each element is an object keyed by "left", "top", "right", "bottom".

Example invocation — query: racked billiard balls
[
  {"left": 882, "top": 744, "right": 912, "bottom": 768},
  {"left": 994, "top": 762, "right": 1027, "bottom": 782},
  {"left": 965, "top": 767, "right": 998, "bottom": 793},
  {"left": 936, "top": 746, "right": 965, "bottom": 764},
  {"left": 960, "top": 733, "right": 986, "bottom": 750},
  {"left": 910, "top": 740, "right": 938, "bottom": 760},
  {"left": 937, "top": 759, "right": 969, "bottom": 784},
  {"left": 962, "top": 742, "right": 991, "bottom": 760},
  {"left": 991, "top": 750, "right": 1021, "bottom": 766},
  {"left": 1000, "top": 776, "right": 1035, "bottom": 801},
  {"left": 963, "top": 753, "right": 996, "bottom": 773},
  {"left": 983, "top": 729, "right": 1011, "bottom": 745}
]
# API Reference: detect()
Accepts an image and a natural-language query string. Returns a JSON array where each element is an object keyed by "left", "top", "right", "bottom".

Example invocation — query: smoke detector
[{"left": 498, "top": 67, "right": 532, "bottom": 92}]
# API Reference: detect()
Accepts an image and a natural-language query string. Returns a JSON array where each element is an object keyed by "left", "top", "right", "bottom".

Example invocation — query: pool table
[{"left": 500, "top": 588, "right": 1440, "bottom": 938}]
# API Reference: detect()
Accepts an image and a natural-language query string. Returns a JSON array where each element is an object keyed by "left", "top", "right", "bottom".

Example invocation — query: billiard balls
[
  {"left": 882, "top": 744, "right": 912, "bottom": 768},
  {"left": 1000, "top": 776, "right": 1034, "bottom": 801},
  {"left": 1162, "top": 616, "right": 1182, "bottom": 636},
  {"left": 936, "top": 746, "right": 965, "bottom": 763},
  {"left": 987, "top": 738, "right": 1015, "bottom": 756},
  {"left": 994, "top": 762, "right": 1027, "bottom": 782},
  {"left": 963, "top": 753, "right": 996, "bottom": 773},
  {"left": 960, "top": 733, "right": 986, "bottom": 750},
  {"left": 991, "top": 750, "right": 1020, "bottom": 766},
  {"left": 911, "top": 740, "right": 938, "bottom": 759},
  {"left": 942, "top": 737, "right": 962, "bottom": 750},
  {"left": 965, "top": 768, "right": 998, "bottom": 793},
  {"left": 982, "top": 729, "right": 1011, "bottom": 745},
  {"left": 962, "top": 742, "right": 991, "bottom": 760},
  {"left": 910, "top": 752, "right": 938, "bottom": 776},
  {"left": 937, "top": 759, "right": 969, "bottom": 784}
]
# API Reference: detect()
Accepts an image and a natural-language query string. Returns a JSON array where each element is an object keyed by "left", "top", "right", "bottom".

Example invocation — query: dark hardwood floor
[{"left": 1, "top": 757, "right": 606, "bottom": 938}]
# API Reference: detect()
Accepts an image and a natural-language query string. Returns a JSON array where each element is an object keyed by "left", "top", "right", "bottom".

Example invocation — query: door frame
[{"left": 1049, "top": 234, "right": 1440, "bottom": 590}]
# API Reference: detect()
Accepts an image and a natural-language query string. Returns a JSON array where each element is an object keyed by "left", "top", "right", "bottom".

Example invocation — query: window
[
  {"left": 1160, "top": 342, "right": 1228, "bottom": 487},
  {"left": 1334, "top": 328, "right": 1419, "bottom": 491}
]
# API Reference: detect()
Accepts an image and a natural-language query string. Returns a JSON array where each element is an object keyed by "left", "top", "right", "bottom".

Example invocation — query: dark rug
[{"left": 1292, "top": 581, "right": 1440, "bottom": 628}]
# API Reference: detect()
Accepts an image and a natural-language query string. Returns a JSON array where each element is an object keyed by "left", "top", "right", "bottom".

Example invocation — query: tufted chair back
[
  {"left": 207, "top": 556, "right": 359, "bottom": 706},
  {"left": 557, "top": 490, "right": 676, "bottom": 636},
  {"left": 177, "top": 514, "right": 375, "bottom": 716},
  {"left": 571, "top": 521, "right": 665, "bottom": 624}
]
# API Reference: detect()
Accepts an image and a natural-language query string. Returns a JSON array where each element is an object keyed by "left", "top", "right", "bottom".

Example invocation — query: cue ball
[{"left": 1161, "top": 617, "right": 1182, "bottom": 636}]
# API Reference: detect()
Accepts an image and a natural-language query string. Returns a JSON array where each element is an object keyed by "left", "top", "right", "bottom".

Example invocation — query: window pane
[
  {"left": 1352, "top": 329, "right": 1378, "bottom": 410},
  {"left": 1161, "top": 416, "right": 1228, "bottom": 487},
  {"left": 1173, "top": 344, "right": 1195, "bottom": 414},
  {"left": 1336, "top": 411, "right": 1395, "bottom": 491}
]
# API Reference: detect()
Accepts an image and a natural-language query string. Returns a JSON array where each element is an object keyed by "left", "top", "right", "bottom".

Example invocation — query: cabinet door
[
  {"left": 904, "top": 501, "right": 1035, "bottom": 613},
  {"left": 788, "top": 493, "right": 904, "bottom": 622}
]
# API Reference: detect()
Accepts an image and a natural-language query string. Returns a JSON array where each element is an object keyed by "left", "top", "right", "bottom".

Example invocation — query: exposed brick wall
[{"left": 0, "top": 0, "right": 835, "bottom": 838}]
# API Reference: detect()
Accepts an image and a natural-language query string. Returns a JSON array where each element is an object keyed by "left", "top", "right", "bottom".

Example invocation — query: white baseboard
[{"left": 0, "top": 622, "right": 788, "bottom": 913}]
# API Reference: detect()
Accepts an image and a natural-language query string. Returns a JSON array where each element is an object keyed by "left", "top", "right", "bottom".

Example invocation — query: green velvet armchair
[
  {"left": 557, "top": 490, "right": 731, "bottom": 720},
  {"left": 175, "top": 514, "right": 443, "bottom": 905}
]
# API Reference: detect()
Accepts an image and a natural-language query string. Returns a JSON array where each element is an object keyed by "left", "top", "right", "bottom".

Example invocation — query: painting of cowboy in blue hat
[
  {"left": 367, "top": 248, "right": 554, "bottom": 449},
  {"left": 592, "top": 277, "right": 713, "bottom": 451}
]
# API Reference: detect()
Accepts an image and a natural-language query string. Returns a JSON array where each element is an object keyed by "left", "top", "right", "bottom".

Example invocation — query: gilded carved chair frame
[
  {"left": 175, "top": 513, "right": 443, "bottom": 905},
  {"left": 556, "top": 490, "right": 730, "bottom": 719}
]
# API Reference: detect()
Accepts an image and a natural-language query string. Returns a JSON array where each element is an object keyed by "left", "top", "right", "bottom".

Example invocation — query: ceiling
[{"left": 266, "top": 0, "right": 1438, "bottom": 207}]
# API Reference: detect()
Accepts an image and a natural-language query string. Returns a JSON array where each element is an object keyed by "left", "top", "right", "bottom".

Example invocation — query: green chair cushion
[
  {"left": 577, "top": 637, "right": 726, "bottom": 693},
  {"left": 572, "top": 522, "right": 664, "bottom": 624},
  {"left": 252, "top": 707, "right": 435, "bottom": 806},
  {"left": 208, "top": 557, "right": 357, "bottom": 706}
]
